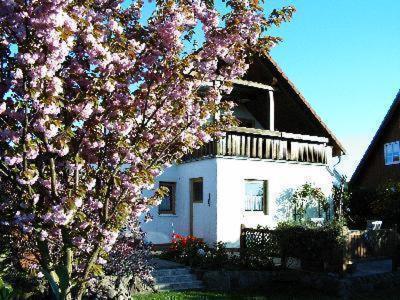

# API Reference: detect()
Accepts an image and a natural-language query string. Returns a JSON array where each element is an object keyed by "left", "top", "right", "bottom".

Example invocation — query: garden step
[
  {"left": 152, "top": 265, "right": 204, "bottom": 291},
  {"left": 155, "top": 280, "right": 204, "bottom": 291},
  {"left": 154, "top": 274, "right": 197, "bottom": 284}
]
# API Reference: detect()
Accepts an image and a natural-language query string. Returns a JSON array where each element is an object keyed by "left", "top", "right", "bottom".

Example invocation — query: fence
[
  {"left": 240, "top": 225, "right": 280, "bottom": 257},
  {"left": 346, "top": 228, "right": 397, "bottom": 260},
  {"left": 239, "top": 225, "right": 281, "bottom": 269},
  {"left": 240, "top": 224, "right": 399, "bottom": 273}
]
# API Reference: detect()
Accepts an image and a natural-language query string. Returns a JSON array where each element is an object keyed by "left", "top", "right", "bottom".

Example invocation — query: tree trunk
[
  {"left": 75, "top": 246, "right": 101, "bottom": 300},
  {"left": 59, "top": 247, "right": 73, "bottom": 300}
]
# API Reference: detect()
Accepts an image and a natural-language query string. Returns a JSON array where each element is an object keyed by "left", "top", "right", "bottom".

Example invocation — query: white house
[{"left": 141, "top": 56, "right": 346, "bottom": 247}]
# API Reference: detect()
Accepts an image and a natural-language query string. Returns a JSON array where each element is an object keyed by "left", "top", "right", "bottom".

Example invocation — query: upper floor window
[
  {"left": 244, "top": 180, "right": 268, "bottom": 214},
  {"left": 159, "top": 182, "right": 176, "bottom": 214},
  {"left": 384, "top": 141, "right": 400, "bottom": 165}
]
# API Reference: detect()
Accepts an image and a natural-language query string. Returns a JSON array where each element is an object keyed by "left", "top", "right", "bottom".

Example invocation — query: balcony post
[{"left": 269, "top": 90, "right": 275, "bottom": 131}]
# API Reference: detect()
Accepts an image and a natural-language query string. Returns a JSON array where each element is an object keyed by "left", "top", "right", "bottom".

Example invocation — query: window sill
[
  {"left": 243, "top": 211, "right": 268, "bottom": 215},
  {"left": 158, "top": 214, "right": 178, "bottom": 217}
]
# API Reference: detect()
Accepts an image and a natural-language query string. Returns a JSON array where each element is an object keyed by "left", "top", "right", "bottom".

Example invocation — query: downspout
[{"left": 327, "top": 151, "right": 345, "bottom": 184}]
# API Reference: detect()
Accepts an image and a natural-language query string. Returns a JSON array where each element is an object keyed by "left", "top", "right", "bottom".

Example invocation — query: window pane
[
  {"left": 385, "top": 143, "right": 395, "bottom": 165},
  {"left": 244, "top": 181, "right": 264, "bottom": 211},
  {"left": 386, "top": 143, "right": 393, "bottom": 154},
  {"left": 393, "top": 142, "right": 400, "bottom": 162},
  {"left": 159, "top": 183, "right": 175, "bottom": 213}
]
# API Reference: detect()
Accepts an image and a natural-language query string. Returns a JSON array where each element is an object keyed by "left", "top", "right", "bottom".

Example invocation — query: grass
[
  {"left": 132, "top": 285, "right": 400, "bottom": 300},
  {"left": 133, "top": 290, "right": 337, "bottom": 300}
]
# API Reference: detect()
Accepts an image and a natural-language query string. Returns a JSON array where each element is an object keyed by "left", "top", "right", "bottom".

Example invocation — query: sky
[
  {"left": 261, "top": 0, "right": 400, "bottom": 178},
  {"left": 141, "top": 0, "right": 400, "bottom": 179}
]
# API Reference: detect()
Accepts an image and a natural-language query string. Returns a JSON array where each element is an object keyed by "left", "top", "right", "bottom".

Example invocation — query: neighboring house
[
  {"left": 141, "top": 55, "right": 346, "bottom": 247},
  {"left": 351, "top": 90, "right": 400, "bottom": 189}
]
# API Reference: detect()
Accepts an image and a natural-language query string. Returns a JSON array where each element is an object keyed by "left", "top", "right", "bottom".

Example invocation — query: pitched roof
[
  {"left": 350, "top": 90, "right": 400, "bottom": 185},
  {"left": 260, "top": 55, "right": 346, "bottom": 156}
]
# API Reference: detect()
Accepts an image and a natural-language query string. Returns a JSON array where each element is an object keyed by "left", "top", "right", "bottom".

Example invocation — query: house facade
[
  {"left": 351, "top": 90, "right": 400, "bottom": 189},
  {"left": 141, "top": 56, "right": 346, "bottom": 247}
]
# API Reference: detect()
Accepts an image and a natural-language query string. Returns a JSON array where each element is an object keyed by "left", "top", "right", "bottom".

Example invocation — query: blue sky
[
  {"left": 141, "top": 0, "right": 400, "bottom": 178},
  {"left": 264, "top": 0, "right": 400, "bottom": 178}
]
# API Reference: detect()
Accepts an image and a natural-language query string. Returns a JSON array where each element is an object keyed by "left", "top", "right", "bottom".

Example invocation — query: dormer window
[{"left": 384, "top": 141, "right": 400, "bottom": 165}]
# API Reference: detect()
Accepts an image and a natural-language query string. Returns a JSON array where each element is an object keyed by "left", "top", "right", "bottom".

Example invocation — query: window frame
[
  {"left": 244, "top": 179, "right": 269, "bottom": 215},
  {"left": 190, "top": 177, "right": 204, "bottom": 203},
  {"left": 384, "top": 141, "right": 400, "bottom": 166},
  {"left": 158, "top": 181, "right": 176, "bottom": 215}
]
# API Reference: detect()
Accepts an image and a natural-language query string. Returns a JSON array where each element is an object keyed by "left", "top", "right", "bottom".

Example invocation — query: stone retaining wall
[{"left": 195, "top": 269, "right": 400, "bottom": 298}]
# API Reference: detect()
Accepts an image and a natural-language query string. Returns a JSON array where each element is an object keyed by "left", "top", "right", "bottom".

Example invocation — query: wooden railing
[{"left": 184, "top": 127, "right": 332, "bottom": 164}]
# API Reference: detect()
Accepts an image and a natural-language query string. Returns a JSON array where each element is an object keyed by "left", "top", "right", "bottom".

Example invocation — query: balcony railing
[{"left": 183, "top": 127, "right": 332, "bottom": 164}]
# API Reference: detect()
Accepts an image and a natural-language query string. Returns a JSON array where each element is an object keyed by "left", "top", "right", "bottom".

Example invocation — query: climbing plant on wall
[{"left": 291, "top": 183, "right": 329, "bottom": 221}]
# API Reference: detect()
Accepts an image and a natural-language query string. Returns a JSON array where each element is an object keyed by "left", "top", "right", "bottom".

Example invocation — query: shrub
[
  {"left": 275, "top": 221, "right": 345, "bottom": 271},
  {"left": 203, "top": 242, "right": 231, "bottom": 269},
  {"left": 0, "top": 278, "right": 13, "bottom": 300},
  {"left": 349, "top": 182, "right": 400, "bottom": 229},
  {"left": 291, "top": 183, "right": 330, "bottom": 221}
]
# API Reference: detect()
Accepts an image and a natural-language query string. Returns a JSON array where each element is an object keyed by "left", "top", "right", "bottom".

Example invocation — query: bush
[
  {"left": 275, "top": 221, "right": 345, "bottom": 271},
  {"left": 0, "top": 278, "right": 13, "bottom": 300},
  {"left": 349, "top": 183, "right": 400, "bottom": 229}
]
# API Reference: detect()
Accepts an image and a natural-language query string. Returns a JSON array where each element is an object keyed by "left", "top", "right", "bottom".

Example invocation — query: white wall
[
  {"left": 142, "top": 157, "right": 335, "bottom": 247},
  {"left": 141, "top": 159, "right": 217, "bottom": 245},
  {"left": 215, "top": 157, "right": 334, "bottom": 247}
]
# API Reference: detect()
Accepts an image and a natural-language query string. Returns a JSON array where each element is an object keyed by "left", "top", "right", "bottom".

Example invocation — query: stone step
[
  {"left": 152, "top": 265, "right": 204, "bottom": 291},
  {"left": 154, "top": 274, "right": 197, "bottom": 284},
  {"left": 155, "top": 280, "right": 204, "bottom": 291},
  {"left": 153, "top": 268, "right": 192, "bottom": 277}
]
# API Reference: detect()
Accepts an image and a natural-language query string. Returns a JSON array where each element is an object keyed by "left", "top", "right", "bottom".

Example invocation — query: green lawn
[
  {"left": 133, "top": 290, "right": 336, "bottom": 300},
  {"left": 133, "top": 286, "right": 400, "bottom": 300}
]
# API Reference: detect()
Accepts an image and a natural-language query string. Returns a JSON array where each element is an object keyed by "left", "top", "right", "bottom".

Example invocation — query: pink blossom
[
  {"left": 33, "top": 194, "right": 40, "bottom": 205},
  {"left": 40, "top": 230, "right": 49, "bottom": 241},
  {"left": 72, "top": 236, "right": 86, "bottom": 248},
  {"left": 43, "top": 104, "right": 61, "bottom": 115},
  {"left": 97, "top": 257, "right": 107, "bottom": 265},
  {"left": 0, "top": 0, "right": 292, "bottom": 292},
  {"left": 104, "top": 81, "right": 115, "bottom": 93},
  {"left": 54, "top": 145, "right": 69, "bottom": 157},
  {"left": 86, "top": 179, "right": 96, "bottom": 191},
  {"left": 4, "top": 156, "right": 22, "bottom": 166},
  {"left": 45, "top": 123, "right": 59, "bottom": 139},
  {"left": 13, "top": 68, "right": 23, "bottom": 79},
  {"left": 109, "top": 19, "right": 123, "bottom": 34},
  {"left": 0, "top": 102, "right": 6, "bottom": 115},
  {"left": 17, "top": 171, "right": 39, "bottom": 185},
  {"left": 27, "top": 148, "right": 39, "bottom": 160},
  {"left": 75, "top": 197, "right": 83, "bottom": 208}
]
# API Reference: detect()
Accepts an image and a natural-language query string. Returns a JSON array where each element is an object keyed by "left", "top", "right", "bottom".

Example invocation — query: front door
[{"left": 189, "top": 177, "right": 203, "bottom": 236}]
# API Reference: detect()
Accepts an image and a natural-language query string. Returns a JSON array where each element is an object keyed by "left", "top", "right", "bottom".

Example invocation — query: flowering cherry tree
[{"left": 0, "top": 0, "right": 294, "bottom": 298}]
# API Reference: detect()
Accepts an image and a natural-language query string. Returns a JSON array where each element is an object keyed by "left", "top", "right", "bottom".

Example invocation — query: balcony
[{"left": 183, "top": 127, "right": 332, "bottom": 164}]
